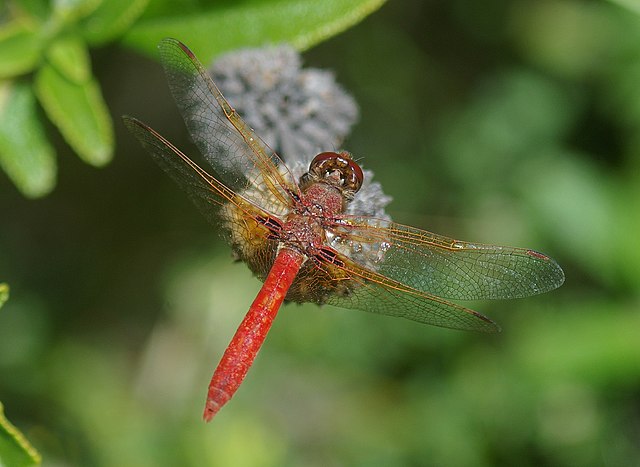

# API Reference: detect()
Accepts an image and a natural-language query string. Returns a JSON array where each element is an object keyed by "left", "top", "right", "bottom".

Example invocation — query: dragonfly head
[{"left": 301, "top": 151, "right": 364, "bottom": 201}]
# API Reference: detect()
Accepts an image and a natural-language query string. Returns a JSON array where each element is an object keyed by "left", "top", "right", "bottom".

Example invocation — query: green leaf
[
  {"left": 81, "top": 0, "right": 149, "bottom": 45},
  {"left": 122, "top": 0, "right": 387, "bottom": 64},
  {"left": 46, "top": 35, "right": 91, "bottom": 83},
  {"left": 0, "top": 81, "right": 56, "bottom": 198},
  {"left": 51, "top": 0, "right": 102, "bottom": 24},
  {"left": 0, "top": 20, "right": 43, "bottom": 79},
  {"left": 34, "top": 63, "right": 113, "bottom": 166},
  {"left": 11, "top": 0, "right": 51, "bottom": 21},
  {"left": 606, "top": 0, "right": 640, "bottom": 15},
  {"left": 0, "top": 401, "right": 42, "bottom": 466},
  {"left": 0, "top": 284, "right": 8, "bottom": 310}
]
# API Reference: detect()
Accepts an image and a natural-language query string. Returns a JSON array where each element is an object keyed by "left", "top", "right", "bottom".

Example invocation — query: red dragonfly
[{"left": 124, "top": 38, "right": 564, "bottom": 422}]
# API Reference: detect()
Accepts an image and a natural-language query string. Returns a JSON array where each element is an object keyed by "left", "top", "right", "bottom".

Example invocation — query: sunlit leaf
[
  {"left": 606, "top": 0, "right": 640, "bottom": 15},
  {"left": 0, "top": 401, "right": 42, "bottom": 466},
  {"left": 122, "top": 0, "right": 387, "bottom": 64},
  {"left": 0, "top": 81, "right": 56, "bottom": 198},
  {"left": 81, "top": 0, "right": 149, "bottom": 45},
  {"left": 0, "top": 284, "right": 8, "bottom": 310},
  {"left": 0, "top": 19, "right": 43, "bottom": 79},
  {"left": 46, "top": 34, "right": 91, "bottom": 83},
  {"left": 34, "top": 63, "right": 113, "bottom": 166}
]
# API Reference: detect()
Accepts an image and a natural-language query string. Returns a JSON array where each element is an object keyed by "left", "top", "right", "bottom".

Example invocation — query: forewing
[
  {"left": 123, "top": 116, "right": 276, "bottom": 233},
  {"left": 313, "top": 253, "right": 500, "bottom": 333},
  {"left": 157, "top": 38, "right": 300, "bottom": 209},
  {"left": 329, "top": 216, "right": 565, "bottom": 300}
]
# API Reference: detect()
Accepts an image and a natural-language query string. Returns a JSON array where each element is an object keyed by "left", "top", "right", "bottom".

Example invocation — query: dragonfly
[{"left": 123, "top": 38, "right": 565, "bottom": 422}]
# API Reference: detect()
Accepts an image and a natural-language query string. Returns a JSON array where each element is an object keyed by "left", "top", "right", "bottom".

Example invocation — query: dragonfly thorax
[{"left": 299, "top": 181, "right": 347, "bottom": 218}]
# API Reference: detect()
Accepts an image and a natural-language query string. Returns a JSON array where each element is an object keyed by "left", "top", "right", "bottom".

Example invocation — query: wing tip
[
  {"left": 121, "top": 114, "right": 139, "bottom": 127},
  {"left": 121, "top": 116, "right": 154, "bottom": 136},
  {"left": 470, "top": 311, "right": 502, "bottom": 334},
  {"left": 158, "top": 37, "right": 196, "bottom": 61},
  {"left": 524, "top": 249, "right": 565, "bottom": 293}
]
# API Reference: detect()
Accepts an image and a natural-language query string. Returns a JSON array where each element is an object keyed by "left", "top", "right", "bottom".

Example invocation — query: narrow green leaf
[
  {"left": 0, "top": 401, "right": 42, "bottom": 466},
  {"left": 34, "top": 63, "right": 113, "bottom": 166},
  {"left": 46, "top": 35, "right": 91, "bottom": 83},
  {"left": 122, "top": 0, "right": 387, "bottom": 64},
  {"left": 0, "top": 284, "right": 8, "bottom": 310},
  {"left": 0, "top": 20, "right": 43, "bottom": 79},
  {"left": 0, "top": 81, "right": 56, "bottom": 198},
  {"left": 82, "top": 0, "right": 149, "bottom": 45}
]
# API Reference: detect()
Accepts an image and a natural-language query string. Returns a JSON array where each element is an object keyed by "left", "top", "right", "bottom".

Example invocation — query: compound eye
[{"left": 310, "top": 151, "right": 364, "bottom": 193}]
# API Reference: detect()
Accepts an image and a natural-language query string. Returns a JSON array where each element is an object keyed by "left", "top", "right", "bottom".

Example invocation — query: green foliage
[
  {"left": 35, "top": 59, "right": 113, "bottom": 166},
  {"left": 0, "top": 284, "right": 7, "bottom": 309},
  {"left": 0, "top": 0, "right": 384, "bottom": 197},
  {"left": 607, "top": 0, "right": 640, "bottom": 16},
  {"left": 82, "top": 0, "right": 150, "bottom": 45},
  {"left": 2, "top": 1, "right": 640, "bottom": 466},
  {"left": 0, "top": 82, "right": 55, "bottom": 198},
  {"left": 0, "top": 402, "right": 41, "bottom": 467},
  {"left": 0, "top": 286, "right": 41, "bottom": 467},
  {"left": 0, "top": 18, "right": 42, "bottom": 78},
  {"left": 122, "top": 0, "right": 387, "bottom": 63}
]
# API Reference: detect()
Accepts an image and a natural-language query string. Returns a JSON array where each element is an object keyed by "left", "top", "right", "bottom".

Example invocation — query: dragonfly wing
[
  {"left": 157, "top": 38, "right": 299, "bottom": 210},
  {"left": 313, "top": 253, "right": 500, "bottom": 333},
  {"left": 123, "top": 117, "right": 280, "bottom": 234},
  {"left": 329, "top": 216, "right": 565, "bottom": 300}
]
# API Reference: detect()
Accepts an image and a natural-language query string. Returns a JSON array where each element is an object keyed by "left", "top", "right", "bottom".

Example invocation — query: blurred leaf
[
  {"left": 516, "top": 151, "right": 617, "bottom": 283},
  {"left": 122, "top": 0, "right": 387, "bottom": 64},
  {"left": 435, "top": 70, "right": 576, "bottom": 193},
  {"left": 603, "top": 56, "right": 640, "bottom": 129},
  {"left": 509, "top": 1, "right": 616, "bottom": 78},
  {"left": 10, "top": 0, "right": 51, "bottom": 21},
  {"left": 34, "top": 63, "right": 113, "bottom": 166},
  {"left": 81, "top": 0, "right": 149, "bottom": 44},
  {"left": 46, "top": 34, "right": 91, "bottom": 83},
  {"left": 614, "top": 169, "right": 640, "bottom": 290},
  {"left": 0, "top": 401, "right": 41, "bottom": 466},
  {"left": 0, "top": 284, "right": 8, "bottom": 309},
  {"left": 607, "top": 0, "right": 640, "bottom": 15},
  {"left": 513, "top": 301, "right": 640, "bottom": 386},
  {"left": 0, "top": 19, "right": 43, "bottom": 79},
  {"left": 51, "top": 0, "right": 102, "bottom": 24},
  {"left": 134, "top": 0, "right": 216, "bottom": 18},
  {"left": 0, "top": 81, "right": 56, "bottom": 198}
]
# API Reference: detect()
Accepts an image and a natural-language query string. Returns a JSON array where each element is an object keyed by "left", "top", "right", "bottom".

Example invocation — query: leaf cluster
[{"left": 0, "top": 0, "right": 384, "bottom": 197}]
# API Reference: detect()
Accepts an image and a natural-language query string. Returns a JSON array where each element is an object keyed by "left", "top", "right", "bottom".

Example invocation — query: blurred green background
[{"left": 2, "top": 0, "right": 640, "bottom": 466}]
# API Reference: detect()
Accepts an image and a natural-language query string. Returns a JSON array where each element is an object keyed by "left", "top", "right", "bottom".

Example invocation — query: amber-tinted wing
[
  {"left": 123, "top": 117, "right": 276, "bottom": 237},
  {"left": 309, "top": 252, "right": 500, "bottom": 333},
  {"left": 157, "top": 38, "right": 300, "bottom": 212},
  {"left": 328, "top": 215, "right": 565, "bottom": 301}
]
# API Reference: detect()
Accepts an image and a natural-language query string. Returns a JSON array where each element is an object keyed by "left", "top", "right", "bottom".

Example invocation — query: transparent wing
[
  {"left": 123, "top": 116, "right": 278, "bottom": 240},
  {"left": 157, "top": 38, "right": 300, "bottom": 210},
  {"left": 308, "top": 252, "right": 500, "bottom": 333},
  {"left": 328, "top": 216, "right": 565, "bottom": 300}
]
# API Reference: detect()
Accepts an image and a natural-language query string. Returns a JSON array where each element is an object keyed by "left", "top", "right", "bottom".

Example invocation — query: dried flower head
[{"left": 210, "top": 45, "right": 391, "bottom": 219}]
